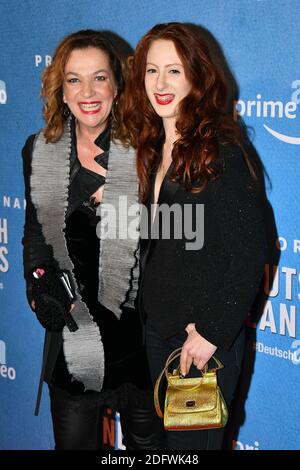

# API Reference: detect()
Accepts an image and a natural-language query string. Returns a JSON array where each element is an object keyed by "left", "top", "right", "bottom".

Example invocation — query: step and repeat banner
[{"left": 0, "top": 0, "right": 299, "bottom": 450}]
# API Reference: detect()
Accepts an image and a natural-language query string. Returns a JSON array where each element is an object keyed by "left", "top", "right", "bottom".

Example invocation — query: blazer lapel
[
  {"left": 158, "top": 171, "right": 180, "bottom": 205},
  {"left": 140, "top": 172, "right": 155, "bottom": 271},
  {"left": 140, "top": 168, "right": 181, "bottom": 270}
]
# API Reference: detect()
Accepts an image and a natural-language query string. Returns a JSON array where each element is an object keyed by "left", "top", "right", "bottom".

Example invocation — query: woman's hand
[{"left": 180, "top": 323, "right": 217, "bottom": 376}]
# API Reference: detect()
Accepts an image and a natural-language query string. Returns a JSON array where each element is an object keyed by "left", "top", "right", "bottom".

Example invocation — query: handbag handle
[{"left": 154, "top": 347, "right": 224, "bottom": 419}]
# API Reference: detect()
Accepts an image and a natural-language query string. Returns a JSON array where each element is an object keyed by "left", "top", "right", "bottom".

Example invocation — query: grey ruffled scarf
[{"left": 30, "top": 118, "right": 139, "bottom": 392}]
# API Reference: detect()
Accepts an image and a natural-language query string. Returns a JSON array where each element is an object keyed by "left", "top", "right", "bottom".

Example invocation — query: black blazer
[{"left": 140, "top": 145, "right": 268, "bottom": 350}]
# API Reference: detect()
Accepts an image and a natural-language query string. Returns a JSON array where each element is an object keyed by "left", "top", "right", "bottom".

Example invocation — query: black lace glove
[{"left": 31, "top": 265, "right": 78, "bottom": 332}]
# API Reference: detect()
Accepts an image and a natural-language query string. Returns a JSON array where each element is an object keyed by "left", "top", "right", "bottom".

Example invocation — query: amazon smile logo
[{"left": 234, "top": 80, "right": 300, "bottom": 145}]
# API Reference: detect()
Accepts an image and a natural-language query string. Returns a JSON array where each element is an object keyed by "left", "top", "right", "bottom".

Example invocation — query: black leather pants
[{"left": 49, "top": 384, "right": 164, "bottom": 450}]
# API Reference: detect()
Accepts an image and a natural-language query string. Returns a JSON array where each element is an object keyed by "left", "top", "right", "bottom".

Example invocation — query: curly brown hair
[
  {"left": 124, "top": 22, "right": 254, "bottom": 202},
  {"left": 41, "top": 29, "right": 129, "bottom": 144}
]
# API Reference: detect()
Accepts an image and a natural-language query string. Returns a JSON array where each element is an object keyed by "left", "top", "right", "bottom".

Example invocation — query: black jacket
[
  {"left": 21, "top": 125, "right": 149, "bottom": 414},
  {"left": 140, "top": 145, "right": 268, "bottom": 350},
  {"left": 21, "top": 126, "right": 109, "bottom": 409}
]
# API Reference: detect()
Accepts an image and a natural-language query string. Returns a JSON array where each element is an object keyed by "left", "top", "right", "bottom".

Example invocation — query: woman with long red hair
[{"left": 125, "top": 22, "right": 267, "bottom": 450}]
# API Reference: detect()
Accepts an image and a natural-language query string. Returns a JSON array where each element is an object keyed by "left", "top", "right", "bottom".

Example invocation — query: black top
[
  {"left": 66, "top": 121, "right": 109, "bottom": 214},
  {"left": 140, "top": 145, "right": 268, "bottom": 350}
]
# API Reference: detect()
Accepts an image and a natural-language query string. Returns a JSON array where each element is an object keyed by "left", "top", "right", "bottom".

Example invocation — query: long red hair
[{"left": 124, "top": 22, "right": 250, "bottom": 202}]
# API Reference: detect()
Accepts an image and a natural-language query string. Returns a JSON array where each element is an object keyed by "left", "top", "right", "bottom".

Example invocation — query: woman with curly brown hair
[
  {"left": 22, "top": 29, "right": 162, "bottom": 450},
  {"left": 124, "top": 22, "right": 268, "bottom": 450}
]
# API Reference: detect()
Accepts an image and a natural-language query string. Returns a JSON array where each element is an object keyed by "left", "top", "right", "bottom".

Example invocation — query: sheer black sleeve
[{"left": 22, "top": 135, "right": 55, "bottom": 306}]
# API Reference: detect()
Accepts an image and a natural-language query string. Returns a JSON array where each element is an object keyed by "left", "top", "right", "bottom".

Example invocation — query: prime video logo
[
  {"left": 0, "top": 340, "right": 16, "bottom": 380},
  {"left": 235, "top": 80, "right": 300, "bottom": 145},
  {"left": 0, "top": 80, "right": 7, "bottom": 104}
]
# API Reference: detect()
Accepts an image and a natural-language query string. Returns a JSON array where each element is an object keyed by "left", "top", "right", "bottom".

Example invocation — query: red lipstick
[
  {"left": 78, "top": 101, "right": 101, "bottom": 115},
  {"left": 154, "top": 93, "right": 175, "bottom": 105}
]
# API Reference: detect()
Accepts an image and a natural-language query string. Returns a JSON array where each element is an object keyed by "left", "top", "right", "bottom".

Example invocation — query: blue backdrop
[{"left": 0, "top": 0, "right": 299, "bottom": 450}]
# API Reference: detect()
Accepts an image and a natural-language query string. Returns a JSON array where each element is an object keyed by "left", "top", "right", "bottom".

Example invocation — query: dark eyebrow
[
  {"left": 146, "top": 62, "right": 183, "bottom": 67},
  {"left": 166, "top": 63, "right": 184, "bottom": 67},
  {"left": 65, "top": 69, "right": 109, "bottom": 76}
]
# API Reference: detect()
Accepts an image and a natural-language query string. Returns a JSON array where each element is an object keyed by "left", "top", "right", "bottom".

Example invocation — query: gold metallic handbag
[{"left": 154, "top": 348, "right": 228, "bottom": 431}]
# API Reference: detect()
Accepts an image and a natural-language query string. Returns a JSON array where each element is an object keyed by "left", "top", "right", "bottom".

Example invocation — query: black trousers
[
  {"left": 49, "top": 384, "right": 164, "bottom": 450},
  {"left": 145, "top": 325, "right": 245, "bottom": 450}
]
